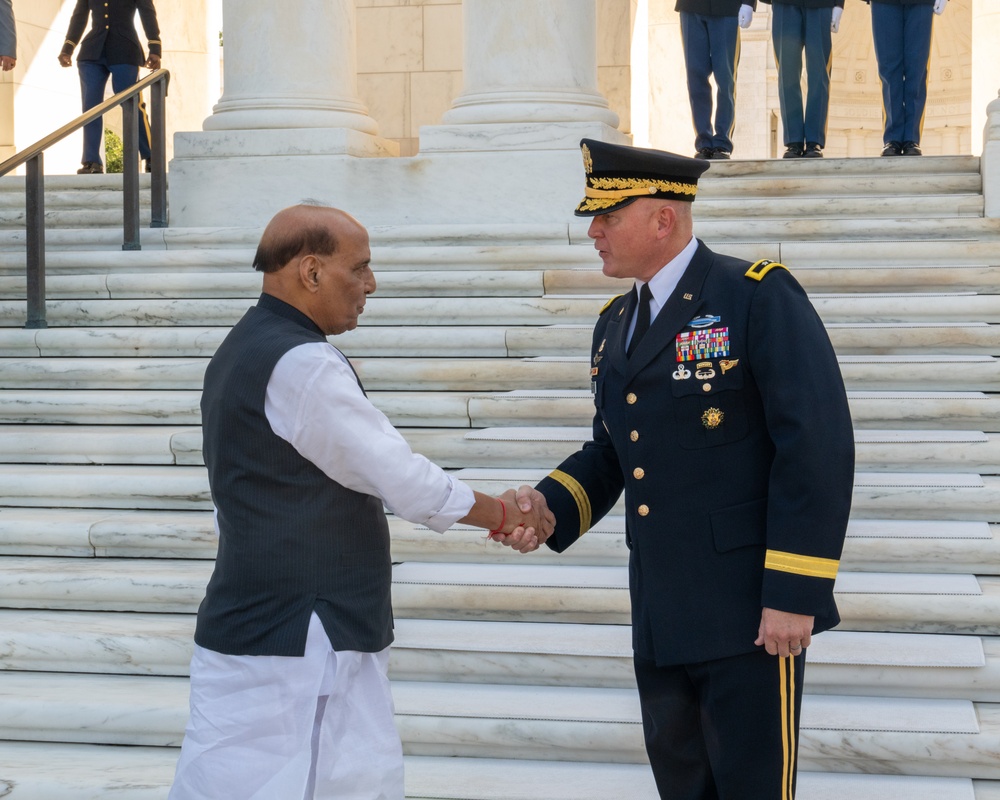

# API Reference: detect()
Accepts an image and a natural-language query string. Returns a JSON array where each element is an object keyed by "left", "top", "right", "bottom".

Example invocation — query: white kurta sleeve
[{"left": 264, "top": 342, "right": 475, "bottom": 533}]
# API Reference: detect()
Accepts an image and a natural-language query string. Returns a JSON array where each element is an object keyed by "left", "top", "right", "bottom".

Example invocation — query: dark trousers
[
  {"left": 680, "top": 11, "right": 741, "bottom": 152},
  {"left": 634, "top": 649, "right": 805, "bottom": 800},
  {"left": 78, "top": 59, "right": 152, "bottom": 166},
  {"left": 771, "top": 3, "right": 833, "bottom": 148},
  {"left": 871, "top": 1, "right": 933, "bottom": 145}
]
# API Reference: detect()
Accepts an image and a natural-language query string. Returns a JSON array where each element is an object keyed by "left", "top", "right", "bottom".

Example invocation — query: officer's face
[
  {"left": 312, "top": 225, "right": 376, "bottom": 335},
  {"left": 587, "top": 200, "right": 665, "bottom": 282}
]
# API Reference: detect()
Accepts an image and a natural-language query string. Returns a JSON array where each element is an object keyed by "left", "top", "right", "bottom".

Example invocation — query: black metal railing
[{"left": 0, "top": 69, "right": 170, "bottom": 329}]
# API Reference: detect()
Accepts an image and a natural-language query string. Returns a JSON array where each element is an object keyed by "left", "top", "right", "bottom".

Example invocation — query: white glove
[
  {"left": 933, "top": 0, "right": 946, "bottom": 14},
  {"left": 738, "top": 4, "right": 753, "bottom": 28},
  {"left": 831, "top": 6, "right": 843, "bottom": 32}
]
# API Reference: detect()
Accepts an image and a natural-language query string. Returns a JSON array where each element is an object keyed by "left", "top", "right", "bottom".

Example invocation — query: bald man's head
[
  {"left": 253, "top": 205, "right": 362, "bottom": 274},
  {"left": 255, "top": 205, "right": 375, "bottom": 336}
]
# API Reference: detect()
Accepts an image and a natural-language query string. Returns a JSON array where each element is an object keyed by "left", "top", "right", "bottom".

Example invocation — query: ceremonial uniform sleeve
[
  {"left": 264, "top": 342, "right": 475, "bottom": 533},
  {"left": 535, "top": 319, "right": 626, "bottom": 553},
  {"left": 61, "top": 0, "right": 89, "bottom": 56},
  {"left": 747, "top": 268, "right": 855, "bottom": 616},
  {"left": 137, "top": 0, "right": 161, "bottom": 57}
]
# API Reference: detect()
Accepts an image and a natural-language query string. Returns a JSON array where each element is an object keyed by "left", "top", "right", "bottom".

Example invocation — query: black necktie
[{"left": 627, "top": 283, "right": 652, "bottom": 357}]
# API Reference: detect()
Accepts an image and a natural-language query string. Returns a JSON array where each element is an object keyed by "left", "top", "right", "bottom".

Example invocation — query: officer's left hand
[
  {"left": 933, "top": 0, "right": 946, "bottom": 14},
  {"left": 830, "top": 6, "right": 843, "bottom": 33},
  {"left": 738, "top": 5, "right": 753, "bottom": 28},
  {"left": 0, "top": 56, "right": 14, "bottom": 71},
  {"left": 755, "top": 607, "right": 814, "bottom": 657},
  {"left": 145, "top": 54, "right": 161, "bottom": 70}
]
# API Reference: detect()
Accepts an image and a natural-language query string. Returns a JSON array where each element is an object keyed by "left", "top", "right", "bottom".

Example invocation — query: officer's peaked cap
[{"left": 575, "top": 138, "right": 710, "bottom": 216}]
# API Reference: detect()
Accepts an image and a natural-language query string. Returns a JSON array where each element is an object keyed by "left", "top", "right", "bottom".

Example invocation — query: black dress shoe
[
  {"left": 143, "top": 159, "right": 152, "bottom": 173},
  {"left": 711, "top": 148, "right": 731, "bottom": 160},
  {"left": 881, "top": 141, "right": 903, "bottom": 157},
  {"left": 77, "top": 162, "right": 104, "bottom": 174},
  {"left": 782, "top": 144, "right": 804, "bottom": 159},
  {"left": 695, "top": 147, "right": 714, "bottom": 160},
  {"left": 901, "top": 141, "right": 922, "bottom": 156},
  {"left": 803, "top": 142, "right": 823, "bottom": 158}
]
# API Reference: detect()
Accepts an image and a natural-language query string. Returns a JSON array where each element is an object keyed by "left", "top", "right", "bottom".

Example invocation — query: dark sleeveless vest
[{"left": 196, "top": 293, "right": 393, "bottom": 657}]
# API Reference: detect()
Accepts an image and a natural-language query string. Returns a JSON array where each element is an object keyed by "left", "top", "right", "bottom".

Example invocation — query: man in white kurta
[{"left": 169, "top": 205, "right": 552, "bottom": 800}]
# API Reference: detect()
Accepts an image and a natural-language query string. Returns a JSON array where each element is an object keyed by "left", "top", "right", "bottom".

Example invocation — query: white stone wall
[{"left": 354, "top": 0, "right": 635, "bottom": 156}]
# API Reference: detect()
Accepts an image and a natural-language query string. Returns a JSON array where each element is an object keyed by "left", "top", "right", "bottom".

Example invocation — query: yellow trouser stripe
[
  {"left": 779, "top": 655, "right": 798, "bottom": 800},
  {"left": 765, "top": 549, "right": 839, "bottom": 579},
  {"left": 549, "top": 469, "right": 591, "bottom": 537}
]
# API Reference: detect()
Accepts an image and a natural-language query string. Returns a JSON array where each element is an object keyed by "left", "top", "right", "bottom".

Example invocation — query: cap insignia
[{"left": 582, "top": 144, "right": 593, "bottom": 175}]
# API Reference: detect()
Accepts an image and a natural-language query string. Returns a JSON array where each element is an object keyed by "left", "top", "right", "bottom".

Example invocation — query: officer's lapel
[
  {"left": 626, "top": 242, "right": 714, "bottom": 376},
  {"left": 605, "top": 289, "right": 634, "bottom": 378}
]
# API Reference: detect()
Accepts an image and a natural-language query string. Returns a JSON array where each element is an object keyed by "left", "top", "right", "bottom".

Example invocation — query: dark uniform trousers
[
  {"left": 769, "top": 2, "right": 835, "bottom": 148},
  {"left": 62, "top": 0, "right": 160, "bottom": 166},
  {"left": 680, "top": 11, "right": 741, "bottom": 153},
  {"left": 870, "top": 0, "right": 934, "bottom": 145},
  {"left": 536, "top": 242, "right": 854, "bottom": 799}
]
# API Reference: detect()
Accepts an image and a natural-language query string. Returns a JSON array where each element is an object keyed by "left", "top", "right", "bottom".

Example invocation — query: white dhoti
[{"left": 169, "top": 613, "right": 404, "bottom": 800}]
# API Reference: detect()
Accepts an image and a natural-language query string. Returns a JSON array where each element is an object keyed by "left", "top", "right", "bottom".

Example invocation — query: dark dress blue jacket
[
  {"left": 537, "top": 242, "right": 855, "bottom": 666},
  {"left": 61, "top": 0, "right": 160, "bottom": 66}
]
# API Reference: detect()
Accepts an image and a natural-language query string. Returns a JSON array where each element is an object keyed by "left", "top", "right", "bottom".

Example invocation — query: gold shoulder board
[
  {"left": 745, "top": 260, "right": 789, "bottom": 282},
  {"left": 599, "top": 294, "right": 624, "bottom": 315}
]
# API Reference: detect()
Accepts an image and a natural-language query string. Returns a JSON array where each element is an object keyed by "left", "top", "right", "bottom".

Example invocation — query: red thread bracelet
[{"left": 488, "top": 497, "right": 506, "bottom": 538}]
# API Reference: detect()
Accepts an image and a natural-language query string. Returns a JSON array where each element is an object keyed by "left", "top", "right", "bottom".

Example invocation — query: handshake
[{"left": 481, "top": 485, "right": 556, "bottom": 555}]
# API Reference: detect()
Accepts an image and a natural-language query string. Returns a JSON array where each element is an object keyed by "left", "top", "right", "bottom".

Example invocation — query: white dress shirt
[
  {"left": 263, "top": 340, "right": 475, "bottom": 533},
  {"left": 626, "top": 235, "right": 699, "bottom": 349}
]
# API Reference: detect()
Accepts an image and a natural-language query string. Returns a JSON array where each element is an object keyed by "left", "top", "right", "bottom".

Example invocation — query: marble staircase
[{"left": 1, "top": 156, "right": 1000, "bottom": 799}]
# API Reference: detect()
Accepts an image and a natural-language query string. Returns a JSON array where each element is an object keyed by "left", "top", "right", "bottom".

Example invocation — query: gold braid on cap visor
[{"left": 579, "top": 176, "right": 698, "bottom": 211}]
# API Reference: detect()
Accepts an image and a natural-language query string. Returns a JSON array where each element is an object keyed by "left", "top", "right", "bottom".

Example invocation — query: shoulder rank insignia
[
  {"left": 745, "top": 259, "right": 789, "bottom": 282},
  {"left": 599, "top": 294, "right": 624, "bottom": 315}
]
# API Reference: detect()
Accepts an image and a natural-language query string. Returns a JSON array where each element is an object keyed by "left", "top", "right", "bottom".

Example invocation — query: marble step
[
  {"left": 777, "top": 239, "right": 1000, "bottom": 268},
  {"left": 2, "top": 607, "right": 998, "bottom": 702},
  {"left": 0, "top": 237, "right": 994, "bottom": 283},
  {"left": 0, "top": 554, "right": 997, "bottom": 632},
  {"left": 0, "top": 744, "right": 987, "bottom": 800},
  {"left": 693, "top": 194, "right": 985, "bottom": 219},
  {"left": 389, "top": 562, "right": 1000, "bottom": 632},
  {"left": 0, "top": 463, "right": 995, "bottom": 520},
  {"left": 0, "top": 354, "right": 996, "bottom": 391},
  {"left": 4, "top": 293, "right": 1000, "bottom": 328},
  {"left": 2, "top": 503, "right": 995, "bottom": 574},
  {"left": 0, "top": 208, "right": 155, "bottom": 229},
  {"left": 3, "top": 213, "right": 998, "bottom": 258},
  {"left": 468, "top": 390, "right": 1000, "bottom": 431},
  {"left": 458, "top": 468, "right": 1000, "bottom": 523},
  {"left": 11, "top": 266, "right": 1000, "bottom": 300},
  {"left": 695, "top": 171, "right": 982, "bottom": 199},
  {"left": 0, "top": 669, "right": 998, "bottom": 778},
  {"left": 0, "top": 189, "right": 152, "bottom": 210},
  {"left": 547, "top": 264, "right": 1000, "bottom": 295},
  {"left": 1, "top": 424, "right": 994, "bottom": 473},
  {"left": 2, "top": 388, "right": 998, "bottom": 431},
  {"left": 390, "top": 517, "right": 1000, "bottom": 573},
  {"left": 702, "top": 154, "right": 981, "bottom": 178},
  {"left": 0, "top": 194, "right": 983, "bottom": 232},
  {"left": 1, "top": 322, "right": 996, "bottom": 360}
]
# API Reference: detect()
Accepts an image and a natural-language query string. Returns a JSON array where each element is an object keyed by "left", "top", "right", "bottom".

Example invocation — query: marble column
[
  {"left": 971, "top": 0, "right": 1000, "bottom": 158},
  {"left": 982, "top": 93, "right": 1000, "bottom": 218},
  {"left": 203, "top": 0, "right": 376, "bottom": 133},
  {"left": 420, "top": 0, "right": 625, "bottom": 152}
]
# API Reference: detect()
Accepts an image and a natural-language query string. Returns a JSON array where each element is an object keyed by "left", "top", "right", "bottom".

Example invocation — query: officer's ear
[{"left": 654, "top": 202, "right": 678, "bottom": 240}]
